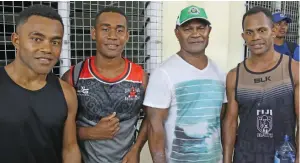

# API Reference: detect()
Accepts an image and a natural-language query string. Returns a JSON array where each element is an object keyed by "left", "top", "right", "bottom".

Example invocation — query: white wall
[
  {"left": 227, "top": 1, "right": 246, "bottom": 71},
  {"left": 162, "top": 1, "right": 188, "bottom": 60}
]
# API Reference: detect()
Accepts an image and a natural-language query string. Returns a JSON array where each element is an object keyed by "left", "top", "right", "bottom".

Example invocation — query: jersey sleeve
[
  {"left": 143, "top": 68, "right": 172, "bottom": 109},
  {"left": 223, "top": 88, "right": 228, "bottom": 103},
  {"left": 223, "top": 72, "right": 228, "bottom": 103},
  {"left": 293, "top": 46, "right": 299, "bottom": 61}
]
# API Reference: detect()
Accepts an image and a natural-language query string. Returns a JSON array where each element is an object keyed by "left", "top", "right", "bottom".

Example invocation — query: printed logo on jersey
[
  {"left": 77, "top": 86, "right": 89, "bottom": 96},
  {"left": 125, "top": 86, "right": 140, "bottom": 101},
  {"left": 254, "top": 76, "right": 271, "bottom": 84},
  {"left": 257, "top": 109, "right": 273, "bottom": 138}
]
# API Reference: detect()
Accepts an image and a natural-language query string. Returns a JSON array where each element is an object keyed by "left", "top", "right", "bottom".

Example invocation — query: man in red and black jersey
[{"left": 62, "top": 7, "right": 148, "bottom": 163}]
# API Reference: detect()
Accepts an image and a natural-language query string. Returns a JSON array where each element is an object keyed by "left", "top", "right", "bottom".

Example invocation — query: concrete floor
[{"left": 140, "top": 143, "right": 152, "bottom": 163}]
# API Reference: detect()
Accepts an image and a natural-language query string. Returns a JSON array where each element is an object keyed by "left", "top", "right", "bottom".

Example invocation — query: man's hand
[
  {"left": 87, "top": 112, "right": 120, "bottom": 140},
  {"left": 122, "top": 147, "right": 140, "bottom": 163}
]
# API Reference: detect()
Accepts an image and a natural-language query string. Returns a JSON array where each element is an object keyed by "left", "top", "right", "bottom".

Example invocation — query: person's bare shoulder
[
  {"left": 61, "top": 69, "right": 72, "bottom": 84},
  {"left": 59, "top": 79, "right": 75, "bottom": 95},
  {"left": 228, "top": 67, "right": 237, "bottom": 74},
  {"left": 226, "top": 67, "right": 238, "bottom": 89},
  {"left": 291, "top": 59, "right": 299, "bottom": 85},
  {"left": 59, "top": 79, "right": 77, "bottom": 113}
]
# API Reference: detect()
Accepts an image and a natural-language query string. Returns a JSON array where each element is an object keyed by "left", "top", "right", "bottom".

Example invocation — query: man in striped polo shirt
[{"left": 144, "top": 5, "right": 227, "bottom": 163}]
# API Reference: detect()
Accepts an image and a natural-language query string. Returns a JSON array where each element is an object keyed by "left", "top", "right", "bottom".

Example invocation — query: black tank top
[
  {"left": 0, "top": 67, "right": 67, "bottom": 163},
  {"left": 233, "top": 55, "right": 295, "bottom": 163}
]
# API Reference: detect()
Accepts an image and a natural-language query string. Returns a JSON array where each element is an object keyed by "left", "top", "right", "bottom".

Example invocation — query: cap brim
[
  {"left": 177, "top": 17, "right": 211, "bottom": 26},
  {"left": 275, "top": 17, "right": 292, "bottom": 23}
]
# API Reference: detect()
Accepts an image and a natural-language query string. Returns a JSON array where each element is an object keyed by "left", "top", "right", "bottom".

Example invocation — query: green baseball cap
[{"left": 176, "top": 5, "right": 211, "bottom": 26}]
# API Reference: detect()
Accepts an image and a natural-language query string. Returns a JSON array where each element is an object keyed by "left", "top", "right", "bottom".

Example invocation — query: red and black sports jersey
[{"left": 69, "top": 56, "right": 145, "bottom": 163}]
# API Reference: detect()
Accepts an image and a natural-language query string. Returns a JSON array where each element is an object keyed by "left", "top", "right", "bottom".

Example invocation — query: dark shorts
[{"left": 233, "top": 149, "right": 274, "bottom": 163}]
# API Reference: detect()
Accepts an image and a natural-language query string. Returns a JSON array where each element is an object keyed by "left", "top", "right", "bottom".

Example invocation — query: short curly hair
[
  {"left": 94, "top": 7, "right": 128, "bottom": 29},
  {"left": 242, "top": 6, "right": 273, "bottom": 30},
  {"left": 16, "top": 4, "right": 64, "bottom": 30}
]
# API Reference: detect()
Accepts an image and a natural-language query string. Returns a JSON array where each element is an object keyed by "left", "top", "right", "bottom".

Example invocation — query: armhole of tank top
[
  {"left": 288, "top": 56, "right": 295, "bottom": 92},
  {"left": 55, "top": 76, "right": 69, "bottom": 113},
  {"left": 235, "top": 63, "right": 240, "bottom": 102}
]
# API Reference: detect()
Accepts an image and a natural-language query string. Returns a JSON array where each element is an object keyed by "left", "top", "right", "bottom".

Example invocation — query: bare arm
[
  {"left": 222, "top": 68, "right": 239, "bottom": 163},
  {"left": 59, "top": 79, "right": 81, "bottom": 163},
  {"left": 62, "top": 70, "right": 92, "bottom": 140},
  {"left": 220, "top": 103, "right": 227, "bottom": 141},
  {"left": 221, "top": 103, "right": 227, "bottom": 124},
  {"left": 291, "top": 60, "right": 299, "bottom": 162},
  {"left": 130, "top": 72, "right": 149, "bottom": 152},
  {"left": 61, "top": 70, "right": 91, "bottom": 140},
  {"left": 131, "top": 113, "right": 148, "bottom": 152},
  {"left": 147, "top": 107, "right": 169, "bottom": 163},
  {"left": 61, "top": 69, "right": 72, "bottom": 85}
]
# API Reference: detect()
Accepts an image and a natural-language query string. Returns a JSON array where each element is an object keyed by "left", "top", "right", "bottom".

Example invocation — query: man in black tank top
[
  {"left": 62, "top": 7, "right": 148, "bottom": 163},
  {"left": 222, "top": 7, "right": 299, "bottom": 163},
  {"left": 0, "top": 5, "right": 81, "bottom": 163}
]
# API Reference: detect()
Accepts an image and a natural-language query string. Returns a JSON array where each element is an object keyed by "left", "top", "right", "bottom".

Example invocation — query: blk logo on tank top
[{"left": 254, "top": 76, "right": 271, "bottom": 84}]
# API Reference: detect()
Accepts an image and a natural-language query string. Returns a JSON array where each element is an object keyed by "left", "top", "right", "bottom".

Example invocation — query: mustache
[
  {"left": 34, "top": 54, "right": 57, "bottom": 60},
  {"left": 188, "top": 38, "right": 205, "bottom": 43},
  {"left": 104, "top": 42, "right": 120, "bottom": 45},
  {"left": 249, "top": 41, "right": 265, "bottom": 46}
]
